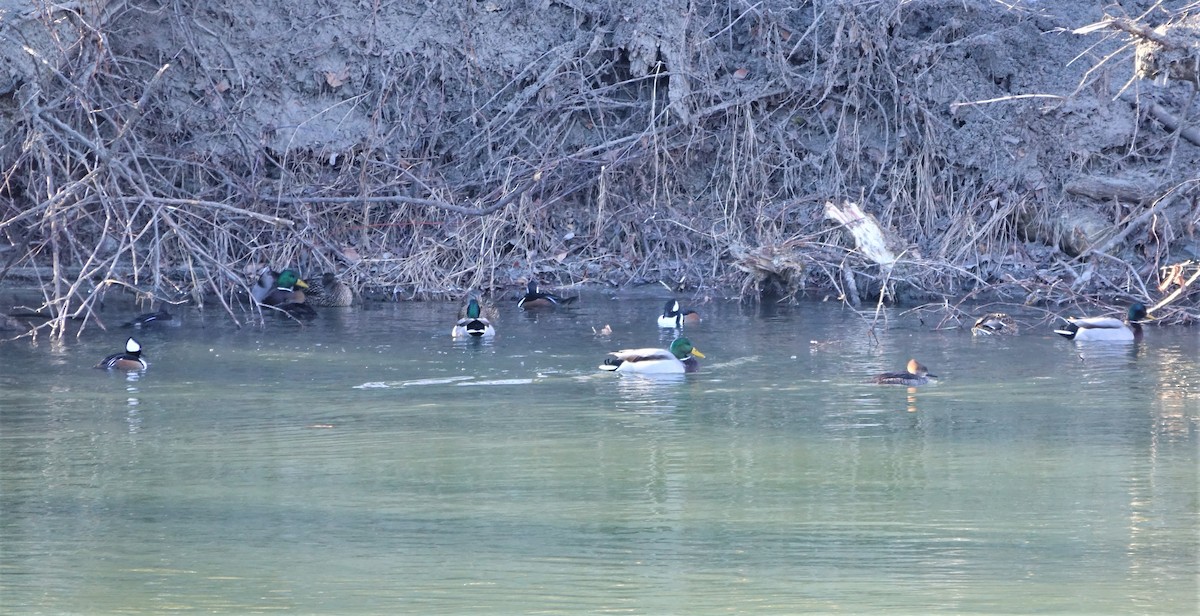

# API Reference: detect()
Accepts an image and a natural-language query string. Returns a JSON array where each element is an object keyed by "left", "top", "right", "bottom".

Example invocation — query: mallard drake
[
  {"left": 451, "top": 298, "right": 496, "bottom": 338},
  {"left": 873, "top": 359, "right": 937, "bottom": 386},
  {"left": 599, "top": 337, "right": 705, "bottom": 374},
  {"left": 305, "top": 272, "right": 354, "bottom": 307},
  {"left": 262, "top": 269, "right": 309, "bottom": 306},
  {"left": 95, "top": 337, "right": 147, "bottom": 370},
  {"left": 256, "top": 269, "right": 317, "bottom": 320},
  {"left": 1054, "top": 303, "right": 1149, "bottom": 342},
  {"left": 122, "top": 309, "right": 175, "bottom": 328},
  {"left": 971, "top": 312, "right": 1016, "bottom": 336},
  {"left": 656, "top": 300, "right": 701, "bottom": 328},
  {"left": 518, "top": 280, "right": 577, "bottom": 308}
]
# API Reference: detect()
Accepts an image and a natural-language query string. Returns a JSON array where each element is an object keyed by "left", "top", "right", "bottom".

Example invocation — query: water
[{"left": 1, "top": 297, "right": 1197, "bottom": 614}]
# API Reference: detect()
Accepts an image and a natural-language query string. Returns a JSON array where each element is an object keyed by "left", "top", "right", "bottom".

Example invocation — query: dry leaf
[
  {"left": 324, "top": 67, "right": 350, "bottom": 88},
  {"left": 733, "top": 67, "right": 749, "bottom": 80}
]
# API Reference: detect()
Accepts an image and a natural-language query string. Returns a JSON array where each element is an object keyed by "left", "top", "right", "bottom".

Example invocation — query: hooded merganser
[
  {"left": 517, "top": 280, "right": 577, "bottom": 308},
  {"left": 656, "top": 299, "right": 701, "bottom": 328},
  {"left": 95, "top": 337, "right": 147, "bottom": 371},
  {"left": 873, "top": 359, "right": 937, "bottom": 386}
]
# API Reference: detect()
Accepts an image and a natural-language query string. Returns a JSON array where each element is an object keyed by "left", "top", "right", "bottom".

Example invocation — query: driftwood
[
  {"left": 822, "top": 201, "right": 899, "bottom": 272},
  {"left": 1121, "top": 92, "right": 1200, "bottom": 148},
  {"left": 1064, "top": 176, "right": 1156, "bottom": 204}
]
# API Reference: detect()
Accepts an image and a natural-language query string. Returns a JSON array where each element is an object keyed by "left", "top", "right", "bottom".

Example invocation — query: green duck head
[
  {"left": 465, "top": 298, "right": 483, "bottom": 319},
  {"left": 276, "top": 269, "right": 307, "bottom": 291},
  {"left": 1128, "top": 302, "right": 1149, "bottom": 323},
  {"left": 670, "top": 337, "right": 705, "bottom": 360}
]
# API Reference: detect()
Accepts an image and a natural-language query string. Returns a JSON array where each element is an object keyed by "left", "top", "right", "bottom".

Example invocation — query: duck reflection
[
  {"left": 126, "top": 376, "right": 141, "bottom": 433},
  {"left": 610, "top": 373, "right": 685, "bottom": 415}
]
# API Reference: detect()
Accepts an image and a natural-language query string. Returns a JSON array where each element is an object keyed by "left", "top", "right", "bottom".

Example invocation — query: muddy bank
[{"left": 1, "top": 0, "right": 1198, "bottom": 334}]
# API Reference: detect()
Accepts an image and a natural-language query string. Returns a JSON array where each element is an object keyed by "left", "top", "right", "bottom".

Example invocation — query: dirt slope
[{"left": 1, "top": 0, "right": 1197, "bottom": 328}]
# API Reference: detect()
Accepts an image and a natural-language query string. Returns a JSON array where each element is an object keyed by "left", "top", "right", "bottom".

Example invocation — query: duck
[
  {"left": 873, "top": 359, "right": 937, "bottom": 386},
  {"left": 262, "top": 269, "right": 309, "bottom": 306},
  {"left": 518, "top": 280, "right": 577, "bottom": 308},
  {"left": 451, "top": 298, "right": 496, "bottom": 338},
  {"left": 250, "top": 268, "right": 279, "bottom": 304},
  {"left": 304, "top": 272, "right": 354, "bottom": 307},
  {"left": 95, "top": 337, "right": 147, "bottom": 370},
  {"left": 257, "top": 269, "right": 317, "bottom": 320},
  {"left": 1054, "top": 303, "right": 1149, "bottom": 342},
  {"left": 600, "top": 337, "right": 705, "bottom": 374},
  {"left": 122, "top": 309, "right": 175, "bottom": 328},
  {"left": 656, "top": 300, "right": 701, "bottom": 328},
  {"left": 971, "top": 312, "right": 1016, "bottom": 336}
]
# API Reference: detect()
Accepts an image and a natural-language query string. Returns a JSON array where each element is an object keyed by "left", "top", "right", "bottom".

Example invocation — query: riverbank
[{"left": 1, "top": 1, "right": 1197, "bottom": 335}]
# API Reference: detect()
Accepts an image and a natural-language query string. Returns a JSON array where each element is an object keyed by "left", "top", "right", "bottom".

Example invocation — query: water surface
[{"left": 1, "top": 298, "right": 1197, "bottom": 613}]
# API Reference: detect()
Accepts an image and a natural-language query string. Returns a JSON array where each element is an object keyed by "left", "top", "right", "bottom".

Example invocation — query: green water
[{"left": 1, "top": 298, "right": 1197, "bottom": 614}]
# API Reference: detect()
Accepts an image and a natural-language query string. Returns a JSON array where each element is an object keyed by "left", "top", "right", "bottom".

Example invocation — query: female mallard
[
  {"left": 971, "top": 312, "right": 1016, "bottom": 336},
  {"left": 95, "top": 337, "right": 147, "bottom": 371},
  {"left": 305, "top": 272, "right": 354, "bottom": 307},
  {"left": 656, "top": 300, "right": 701, "bottom": 328},
  {"left": 600, "top": 337, "right": 705, "bottom": 374},
  {"left": 518, "top": 280, "right": 577, "bottom": 308},
  {"left": 451, "top": 298, "right": 496, "bottom": 338},
  {"left": 873, "top": 359, "right": 937, "bottom": 386},
  {"left": 1054, "top": 303, "right": 1149, "bottom": 342}
]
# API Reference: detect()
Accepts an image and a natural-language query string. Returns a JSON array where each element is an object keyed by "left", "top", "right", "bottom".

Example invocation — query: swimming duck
[
  {"left": 304, "top": 272, "right": 354, "bottom": 307},
  {"left": 262, "top": 269, "right": 309, "bottom": 306},
  {"left": 257, "top": 269, "right": 317, "bottom": 320},
  {"left": 518, "top": 280, "right": 577, "bottom": 308},
  {"left": 95, "top": 337, "right": 147, "bottom": 370},
  {"left": 600, "top": 337, "right": 705, "bottom": 374},
  {"left": 122, "top": 309, "right": 175, "bottom": 328},
  {"left": 971, "top": 312, "right": 1016, "bottom": 336},
  {"left": 873, "top": 359, "right": 937, "bottom": 386},
  {"left": 656, "top": 300, "right": 701, "bottom": 328},
  {"left": 451, "top": 298, "right": 496, "bottom": 338},
  {"left": 1054, "top": 303, "right": 1149, "bottom": 342},
  {"left": 251, "top": 268, "right": 279, "bottom": 304}
]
